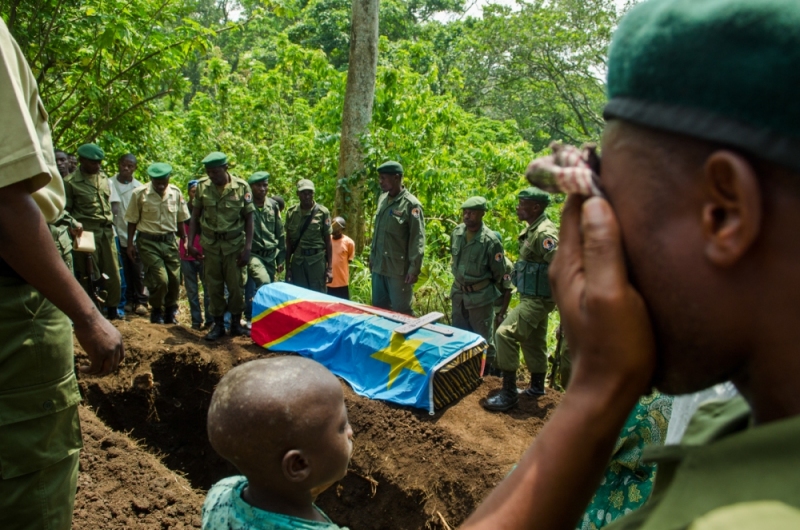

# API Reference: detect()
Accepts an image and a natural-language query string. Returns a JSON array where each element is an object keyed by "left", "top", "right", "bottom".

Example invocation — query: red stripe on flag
[{"left": 252, "top": 300, "right": 365, "bottom": 345}]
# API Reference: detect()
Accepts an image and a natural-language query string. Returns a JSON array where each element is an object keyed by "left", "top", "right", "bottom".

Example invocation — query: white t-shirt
[{"left": 109, "top": 175, "right": 143, "bottom": 246}]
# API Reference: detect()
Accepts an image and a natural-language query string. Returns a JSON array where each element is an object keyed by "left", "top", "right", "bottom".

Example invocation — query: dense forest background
[{"left": 2, "top": 0, "right": 626, "bottom": 316}]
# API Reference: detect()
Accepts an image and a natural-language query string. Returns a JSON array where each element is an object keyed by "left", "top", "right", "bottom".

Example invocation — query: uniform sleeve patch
[
  {"left": 325, "top": 217, "right": 331, "bottom": 226},
  {"left": 543, "top": 237, "right": 556, "bottom": 251},
  {"left": 244, "top": 192, "right": 252, "bottom": 203},
  {"left": 411, "top": 207, "right": 421, "bottom": 219},
  {"left": 495, "top": 252, "right": 503, "bottom": 262},
  {"left": 503, "top": 274, "right": 511, "bottom": 282}
]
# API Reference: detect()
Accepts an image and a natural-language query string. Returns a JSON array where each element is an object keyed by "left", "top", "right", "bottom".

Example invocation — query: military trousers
[
  {"left": 136, "top": 236, "right": 181, "bottom": 310},
  {"left": 49, "top": 223, "right": 74, "bottom": 273},
  {"left": 495, "top": 295, "right": 556, "bottom": 374},
  {"left": 248, "top": 254, "right": 276, "bottom": 289},
  {"left": 73, "top": 225, "right": 121, "bottom": 309},
  {"left": 203, "top": 243, "right": 246, "bottom": 317},
  {"left": 451, "top": 292, "right": 496, "bottom": 365},
  {"left": 290, "top": 251, "right": 326, "bottom": 293},
  {"left": 371, "top": 273, "right": 413, "bottom": 315}
]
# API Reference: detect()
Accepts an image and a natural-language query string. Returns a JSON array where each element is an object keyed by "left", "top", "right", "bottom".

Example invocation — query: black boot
[
  {"left": 164, "top": 305, "right": 179, "bottom": 325},
  {"left": 483, "top": 371, "right": 519, "bottom": 412},
  {"left": 519, "top": 372, "right": 546, "bottom": 396},
  {"left": 205, "top": 317, "right": 226, "bottom": 341},
  {"left": 106, "top": 306, "right": 119, "bottom": 320},
  {"left": 229, "top": 314, "right": 250, "bottom": 337},
  {"left": 150, "top": 307, "right": 164, "bottom": 324}
]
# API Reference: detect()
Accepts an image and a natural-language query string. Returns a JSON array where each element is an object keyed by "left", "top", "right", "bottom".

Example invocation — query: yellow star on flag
[{"left": 371, "top": 333, "right": 426, "bottom": 389}]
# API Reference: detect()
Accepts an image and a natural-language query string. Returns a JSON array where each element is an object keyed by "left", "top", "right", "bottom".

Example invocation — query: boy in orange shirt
[{"left": 328, "top": 217, "right": 354, "bottom": 300}]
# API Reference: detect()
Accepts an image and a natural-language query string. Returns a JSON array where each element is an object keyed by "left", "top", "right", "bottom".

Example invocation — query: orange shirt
[{"left": 330, "top": 234, "right": 355, "bottom": 288}]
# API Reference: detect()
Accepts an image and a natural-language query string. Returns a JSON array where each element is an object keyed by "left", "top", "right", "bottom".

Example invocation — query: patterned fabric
[
  {"left": 525, "top": 142, "right": 602, "bottom": 197},
  {"left": 202, "top": 476, "right": 346, "bottom": 530},
  {"left": 577, "top": 393, "right": 673, "bottom": 530}
]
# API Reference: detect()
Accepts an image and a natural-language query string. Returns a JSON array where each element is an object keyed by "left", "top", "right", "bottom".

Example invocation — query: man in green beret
[
  {"left": 246, "top": 171, "right": 285, "bottom": 292},
  {"left": 369, "top": 161, "right": 426, "bottom": 315},
  {"left": 450, "top": 197, "right": 507, "bottom": 373},
  {"left": 188, "top": 152, "right": 254, "bottom": 340},
  {"left": 285, "top": 179, "right": 332, "bottom": 292},
  {"left": 124, "top": 163, "right": 190, "bottom": 324},
  {"left": 64, "top": 142, "right": 123, "bottom": 319},
  {"left": 462, "top": 1, "right": 800, "bottom": 528},
  {"left": 483, "top": 187, "right": 557, "bottom": 412},
  {"left": 49, "top": 149, "right": 83, "bottom": 273}
]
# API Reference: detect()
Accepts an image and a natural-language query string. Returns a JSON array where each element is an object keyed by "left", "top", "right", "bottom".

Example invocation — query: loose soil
[{"left": 73, "top": 315, "right": 561, "bottom": 529}]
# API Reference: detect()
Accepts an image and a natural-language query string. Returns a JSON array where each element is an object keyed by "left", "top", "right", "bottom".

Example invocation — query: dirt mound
[{"left": 74, "top": 317, "right": 561, "bottom": 529}]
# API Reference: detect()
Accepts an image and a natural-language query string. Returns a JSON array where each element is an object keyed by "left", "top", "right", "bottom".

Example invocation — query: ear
[
  {"left": 701, "top": 151, "right": 762, "bottom": 267},
  {"left": 282, "top": 450, "right": 312, "bottom": 483}
]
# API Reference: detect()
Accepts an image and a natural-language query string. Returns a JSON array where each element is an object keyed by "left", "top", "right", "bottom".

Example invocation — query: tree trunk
[{"left": 335, "top": 0, "right": 379, "bottom": 254}]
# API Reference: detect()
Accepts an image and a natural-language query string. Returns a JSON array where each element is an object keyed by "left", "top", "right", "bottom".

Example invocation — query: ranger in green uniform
[
  {"left": 64, "top": 143, "right": 122, "bottom": 319},
  {"left": 450, "top": 197, "right": 507, "bottom": 372},
  {"left": 187, "top": 152, "right": 254, "bottom": 340},
  {"left": 491, "top": 231, "right": 514, "bottom": 377},
  {"left": 247, "top": 171, "right": 285, "bottom": 288},
  {"left": 369, "top": 161, "right": 426, "bottom": 315},
  {"left": 49, "top": 149, "right": 82, "bottom": 273},
  {"left": 285, "top": 179, "right": 332, "bottom": 292},
  {"left": 125, "top": 163, "right": 190, "bottom": 325},
  {"left": 484, "top": 187, "right": 557, "bottom": 412}
]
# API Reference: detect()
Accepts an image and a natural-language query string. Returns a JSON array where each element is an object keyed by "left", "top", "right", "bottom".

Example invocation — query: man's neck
[
  {"left": 254, "top": 199, "right": 265, "bottom": 208},
  {"left": 388, "top": 186, "right": 403, "bottom": 199},
  {"left": 333, "top": 234, "right": 343, "bottom": 240},
  {"left": 117, "top": 174, "right": 132, "bottom": 184}
]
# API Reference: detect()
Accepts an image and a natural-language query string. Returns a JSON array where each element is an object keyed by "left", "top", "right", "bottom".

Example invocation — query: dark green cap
[
  {"left": 377, "top": 161, "right": 403, "bottom": 175},
  {"left": 76, "top": 143, "right": 105, "bottom": 161},
  {"left": 518, "top": 187, "right": 551, "bottom": 204},
  {"left": 248, "top": 171, "right": 270, "bottom": 184},
  {"left": 202, "top": 151, "right": 228, "bottom": 167},
  {"left": 147, "top": 162, "right": 172, "bottom": 179},
  {"left": 460, "top": 196, "right": 488, "bottom": 211},
  {"left": 605, "top": 0, "right": 800, "bottom": 173},
  {"left": 297, "top": 179, "right": 315, "bottom": 192}
]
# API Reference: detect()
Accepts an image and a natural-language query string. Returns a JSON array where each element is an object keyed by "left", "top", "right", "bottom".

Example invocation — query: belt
[
  {"left": 213, "top": 230, "right": 242, "bottom": 240},
  {"left": 137, "top": 232, "right": 174, "bottom": 243},
  {"left": 456, "top": 279, "right": 491, "bottom": 293},
  {"left": 80, "top": 220, "right": 114, "bottom": 230},
  {"left": 300, "top": 248, "right": 324, "bottom": 256}
]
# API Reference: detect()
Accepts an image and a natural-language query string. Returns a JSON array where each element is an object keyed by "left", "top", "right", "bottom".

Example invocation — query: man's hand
[
  {"left": 69, "top": 222, "right": 83, "bottom": 238},
  {"left": 74, "top": 313, "right": 125, "bottom": 376},
  {"left": 188, "top": 245, "right": 203, "bottom": 260},
  {"left": 286, "top": 268, "right": 293, "bottom": 283},
  {"left": 237, "top": 247, "right": 251, "bottom": 268},
  {"left": 325, "top": 268, "right": 334, "bottom": 284},
  {"left": 127, "top": 245, "right": 137, "bottom": 263},
  {"left": 405, "top": 273, "right": 419, "bottom": 284},
  {"left": 277, "top": 264, "right": 284, "bottom": 274}
]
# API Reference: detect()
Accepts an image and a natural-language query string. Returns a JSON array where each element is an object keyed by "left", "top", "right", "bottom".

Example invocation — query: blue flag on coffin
[{"left": 251, "top": 283, "right": 486, "bottom": 413}]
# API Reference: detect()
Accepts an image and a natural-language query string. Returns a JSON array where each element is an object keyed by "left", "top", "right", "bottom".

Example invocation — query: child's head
[{"left": 207, "top": 357, "right": 353, "bottom": 498}]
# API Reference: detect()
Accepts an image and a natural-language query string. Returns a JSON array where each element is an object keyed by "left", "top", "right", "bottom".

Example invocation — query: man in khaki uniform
[
  {"left": 450, "top": 197, "right": 507, "bottom": 372},
  {"left": 285, "top": 179, "right": 332, "bottom": 293},
  {"left": 484, "top": 187, "right": 557, "bottom": 412},
  {"left": 369, "top": 161, "right": 425, "bottom": 315},
  {"left": 49, "top": 149, "right": 82, "bottom": 273},
  {"left": 125, "top": 163, "right": 190, "bottom": 325},
  {"left": 64, "top": 143, "right": 122, "bottom": 319},
  {"left": 247, "top": 171, "right": 285, "bottom": 288},
  {"left": 0, "top": 18, "right": 123, "bottom": 530},
  {"left": 188, "top": 152, "right": 254, "bottom": 340}
]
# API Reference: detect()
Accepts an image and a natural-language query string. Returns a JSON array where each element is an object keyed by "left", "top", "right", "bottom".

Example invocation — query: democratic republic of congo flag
[{"left": 251, "top": 283, "right": 486, "bottom": 413}]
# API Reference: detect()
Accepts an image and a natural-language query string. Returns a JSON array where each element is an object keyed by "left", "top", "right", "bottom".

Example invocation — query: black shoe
[
  {"left": 164, "top": 305, "right": 179, "bottom": 325},
  {"left": 106, "top": 307, "right": 120, "bottom": 320},
  {"left": 205, "top": 318, "right": 226, "bottom": 341},
  {"left": 229, "top": 314, "right": 250, "bottom": 337},
  {"left": 483, "top": 371, "right": 519, "bottom": 412},
  {"left": 150, "top": 308, "right": 164, "bottom": 324},
  {"left": 518, "top": 372, "right": 546, "bottom": 396}
]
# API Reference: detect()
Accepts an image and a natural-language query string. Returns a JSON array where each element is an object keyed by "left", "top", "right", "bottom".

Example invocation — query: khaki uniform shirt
[
  {"left": 195, "top": 175, "right": 255, "bottom": 253},
  {"left": 125, "top": 183, "right": 190, "bottom": 234},
  {"left": 64, "top": 169, "right": 114, "bottom": 227},
  {"left": 285, "top": 202, "right": 331, "bottom": 252},
  {"left": 450, "top": 223, "right": 506, "bottom": 308},
  {"left": 369, "top": 188, "right": 425, "bottom": 278},
  {"left": 253, "top": 198, "right": 286, "bottom": 265}
]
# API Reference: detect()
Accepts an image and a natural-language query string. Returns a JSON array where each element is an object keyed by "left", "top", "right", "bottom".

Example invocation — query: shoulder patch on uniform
[
  {"left": 495, "top": 252, "right": 503, "bottom": 262},
  {"left": 244, "top": 192, "right": 252, "bottom": 203},
  {"left": 503, "top": 274, "right": 511, "bottom": 282},
  {"left": 325, "top": 217, "right": 331, "bottom": 226},
  {"left": 411, "top": 207, "right": 421, "bottom": 218},
  {"left": 543, "top": 237, "right": 556, "bottom": 251}
]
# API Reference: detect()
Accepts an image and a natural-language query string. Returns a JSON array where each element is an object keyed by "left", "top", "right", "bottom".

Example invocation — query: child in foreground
[{"left": 203, "top": 357, "right": 354, "bottom": 529}]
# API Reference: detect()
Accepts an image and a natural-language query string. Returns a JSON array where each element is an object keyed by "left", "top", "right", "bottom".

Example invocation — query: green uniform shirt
[
  {"left": 253, "top": 198, "right": 286, "bottom": 265},
  {"left": 607, "top": 397, "right": 800, "bottom": 530},
  {"left": 369, "top": 188, "right": 425, "bottom": 278},
  {"left": 195, "top": 175, "right": 255, "bottom": 253},
  {"left": 64, "top": 169, "right": 114, "bottom": 227},
  {"left": 514, "top": 213, "right": 558, "bottom": 299},
  {"left": 450, "top": 223, "right": 506, "bottom": 308},
  {"left": 285, "top": 202, "right": 331, "bottom": 252}
]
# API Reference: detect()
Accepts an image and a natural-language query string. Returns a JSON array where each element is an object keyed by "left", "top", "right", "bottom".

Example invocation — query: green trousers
[
  {"left": 136, "top": 236, "right": 181, "bottom": 309},
  {"left": 451, "top": 293, "right": 496, "bottom": 364},
  {"left": 49, "top": 224, "right": 74, "bottom": 273},
  {"left": 290, "top": 251, "right": 327, "bottom": 293},
  {"left": 248, "top": 254, "right": 275, "bottom": 289},
  {"left": 495, "top": 295, "right": 555, "bottom": 374},
  {"left": 204, "top": 243, "right": 246, "bottom": 317},
  {"left": 73, "top": 225, "right": 121, "bottom": 308},
  {"left": 371, "top": 273, "right": 413, "bottom": 315},
  {"left": 0, "top": 277, "right": 83, "bottom": 529}
]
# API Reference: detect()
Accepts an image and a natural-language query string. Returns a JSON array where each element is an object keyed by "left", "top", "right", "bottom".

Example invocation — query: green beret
[
  {"left": 518, "top": 187, "right": 551, "bottom": 204},
  {"left": 377, "top": 161, "right": 403, "bottom": 175},
  {"left": 297, "top": 179, "right": 315, "bottom": 192},
  {"left": 248, "top": 171, "right": 270, "bottom": 184},
  {"left": 76, "top": 143, "right": 105, "bottom": 161},
  {"left": 460, "top": 196, "right": 488, "bottom": 211},
  {"left": 605, "top": 0, "right": 800, "bottom": 173},
  {"left": 147, "top": 162, "right": 172, "bottom": 179},
  {"left": 202, "top": 151, "right": 228, "bottom": 167}
]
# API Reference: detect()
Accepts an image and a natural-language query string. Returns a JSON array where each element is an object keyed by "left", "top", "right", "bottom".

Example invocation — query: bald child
[{"left": 203, "top": 357, "right": 353, "bottom": 529}]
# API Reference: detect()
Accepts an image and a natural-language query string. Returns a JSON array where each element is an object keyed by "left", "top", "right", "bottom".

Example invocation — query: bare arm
[
  {"left": 0, "top": 181, "right": 124, "bottom": 376},
  {"left": 127, "top": 222, "right": 137, "bottom": 262}
]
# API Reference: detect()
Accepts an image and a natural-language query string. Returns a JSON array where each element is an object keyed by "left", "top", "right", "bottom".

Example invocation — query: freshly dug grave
[{"left": 74, "top": 318, "right": 561, "bottom": 529}]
